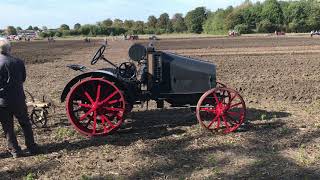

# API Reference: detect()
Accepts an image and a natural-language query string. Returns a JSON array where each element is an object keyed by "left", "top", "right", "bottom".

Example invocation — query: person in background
[{"left": 0, "top": 38, "right": 39, "bottom": 158}]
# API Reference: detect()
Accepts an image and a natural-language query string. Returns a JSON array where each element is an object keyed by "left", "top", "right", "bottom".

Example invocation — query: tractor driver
[{"left": 0, "top": 38, "right": 39, "bottom": 158}]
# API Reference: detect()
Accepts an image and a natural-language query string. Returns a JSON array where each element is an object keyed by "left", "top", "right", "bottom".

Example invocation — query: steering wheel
[
  {"left": 91, "top": 45, "right": 106, "bottom": 65},
  {"left": 118, "top": 62, "right": 137, "bottom": 80}
]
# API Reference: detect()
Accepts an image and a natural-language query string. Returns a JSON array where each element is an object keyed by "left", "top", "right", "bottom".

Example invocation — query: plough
[{"left": 25, "top": 90, "right": 56, "bottom": 128}]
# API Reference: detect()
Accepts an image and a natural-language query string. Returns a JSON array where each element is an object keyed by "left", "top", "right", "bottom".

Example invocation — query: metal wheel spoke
[
  {"left": 200, "top": 107, "right": 216, "bottom": 113},
  {"left": 84, "top": 91, "right": 94, "bottom": 104},
  {"left": 212, "top": 92, "right": 220, "bottom": 104},
  {"left": 92, "top": 111, "right": 97, "bottom": 135},
  {"left": 101, "top": 115, "right": 115, "bottom": 128},
  {"left": 108, "top": 98, "right": 123, "bottom": 105},
  {"left": 228, "top": 93, "right": 237, "bottom": 105},
  {"left": 226, "top": 114, "right": 240, "bottom": 124},
  {"left": 80, "top": 108, "right": 94, "bottom": 121},
  {"left": 227, "top": 111, "right": 243, "bottom": 117},
  {"left": 222, "top": 116, "right": 231, "bottom": 130},
  {"left": 78, "top": 103, "right": 91, "bottom": 108},
  {"left": 221, "top": 91, "right": 228, "bottom": 104},
  {"left": 100, "top": 115, "right": 109, "bottom": 133},
  {"left": 96, "top": 84, "right": 101, "bottom": 102},
  {"left": 215, "top": 116, "right": 221, "bottom": 129},
  {"left": 207, "top": 115, "right": 218, "bottom": 128},
  {"left": 104, "top": 107, "right": 124, "bottom": 112},
  {"left": 100, "top": 91, "right": 118, "bottom": 104},
  {"left": 230, "top": 102, "right": 242, "bottom": 109}
]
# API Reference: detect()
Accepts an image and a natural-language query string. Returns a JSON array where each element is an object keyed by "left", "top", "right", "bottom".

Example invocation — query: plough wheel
[
  {"left": 66, "top": 78, "right": 126, "bottom": 136},
  {"left": 30, "top": 109, "right": 48, "bottom": 128},
  {"left": 196, "top": 87, "right": 246, "bottom": 134},
  {"left": 25, "top": 90, "right": 49, "bottom": 128}
]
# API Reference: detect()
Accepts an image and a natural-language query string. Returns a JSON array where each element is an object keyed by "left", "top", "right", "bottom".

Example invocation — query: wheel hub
[
  {"left": 215, "top": 103, "right": 226, "bottom": 115},
  {"left": 92, "top": 103, "right": 99, "bottom": 111}
]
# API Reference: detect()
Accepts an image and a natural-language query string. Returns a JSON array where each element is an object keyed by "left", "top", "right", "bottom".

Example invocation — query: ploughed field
[{"left": 1, "top": 36, "right": 320, "bottom": 179}]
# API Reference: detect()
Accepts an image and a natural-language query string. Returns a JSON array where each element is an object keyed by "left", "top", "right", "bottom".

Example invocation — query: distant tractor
[
  {"left": 149, "top": 35, "right": 160, "bottom": 41},
  {"left": 126, "top": 35, "right": 139, "bottom": 40},
  {"left": 14, "top": 35, "right": 22, "bottom": 41},
  {"left": 311, "top": 31, "right": 320, "bottom": 37},
  {"left": 275, "top": 31, "right": 285, "bottom": 36},
  {"left": 84, "top": 37, "right": 91, "bottom": 43},
  {"left": 228, "top": 30, "right": 240, "bottom": 37}
]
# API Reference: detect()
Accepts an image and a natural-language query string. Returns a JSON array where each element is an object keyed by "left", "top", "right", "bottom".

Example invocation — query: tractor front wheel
[{"left": 196, "top": 87, "right": 246, "bottom": 134}]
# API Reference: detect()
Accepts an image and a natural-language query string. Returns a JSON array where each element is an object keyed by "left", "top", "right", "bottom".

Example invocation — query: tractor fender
[{"left": 60, "top": 70, "right": 124, "bottom": 102}]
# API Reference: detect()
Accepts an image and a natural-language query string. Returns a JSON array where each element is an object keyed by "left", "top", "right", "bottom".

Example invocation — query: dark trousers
[{"left": 0, "top": 104, "right": 35, "bottom": 151}]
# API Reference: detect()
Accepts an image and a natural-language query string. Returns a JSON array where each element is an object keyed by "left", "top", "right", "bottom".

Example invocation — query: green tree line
[
  {"left": 204, "top": 0, "right": 320, "bottom": 34},
  {"left": 4, "top": 0, "right": 320, "bottom": 37}
]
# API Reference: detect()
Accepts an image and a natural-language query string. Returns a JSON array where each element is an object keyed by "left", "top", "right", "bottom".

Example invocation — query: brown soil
[{"left": 0, "top": 36, "right": 320, "bottom": 179}]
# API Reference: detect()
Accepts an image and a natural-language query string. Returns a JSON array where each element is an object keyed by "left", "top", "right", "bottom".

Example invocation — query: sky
[{"left": 0, "top": 0, "right": 260, "bottom": 29}]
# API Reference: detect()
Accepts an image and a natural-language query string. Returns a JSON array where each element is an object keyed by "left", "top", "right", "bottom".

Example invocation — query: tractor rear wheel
[
  {"left": 66, "top": 78, "right": 126, "bottom": 136},
  {"left": 196, "top": 87, "right": 246, "bottom": 134}
]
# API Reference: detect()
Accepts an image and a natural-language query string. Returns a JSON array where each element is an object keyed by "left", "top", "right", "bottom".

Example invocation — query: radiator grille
[{"left": 154, "top": 54, "right": 162, "bottom": 83}]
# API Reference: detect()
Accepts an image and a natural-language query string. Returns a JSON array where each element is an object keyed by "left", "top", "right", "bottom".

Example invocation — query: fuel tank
[{"left": 155, "top": 52, "right": 216, "bottom": 94}]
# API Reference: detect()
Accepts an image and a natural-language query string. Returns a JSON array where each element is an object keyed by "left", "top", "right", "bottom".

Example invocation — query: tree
[
  {"left": 283, "top": 1, "right": 314, "bottom": 32},
  {"left": 55, "top": 31, "right": 62, "bottom": 37},
  {"left": 225, "top": 10, "right": 244, "bottom": 30},
  {"left": 203, "top": 10, "right": 228, "bottom": 34},
  {"left": 102, "top": 19, "right": 113, "bottom": 27},
  {"left": 166, "top": 21, "right": 174, "bottom": 33},
  {"left": 62, "top": 30, "right": 71, "bottom": 37},
  {"left": 133, "top": 21, "right": 145, "bottom": 34},
  {"left": 307, "top": 2, "right": 320, "bottom": 31},
  {"left": 172, "top": 13, "right": 187, "bottom": 33},
  {"left": 60, "top": 24, "right": 70, "bottom": 31},
  {"left": 27, "top": 25, "right": 33, "bottom": 30},
  {"left": 124, "top": 20, "right": 134, "bottom": 30},
  {"left": 157, "top": 13, "right": 170, "bottom": 29},
  {"left": 74, "top": 23, "right": 81, "bottom": 30},
  {"left": 257, "top": 19, "right": 275, "bottom": 32},
  {"left": 113, "top": 19, "right": 123, "bottom": 28},
  {"left": 39, "top": 32, "right": 49, "bottom": 38},
  {"left": 16, "top": 27, "right": 22, "bottom": 31},
  {"left": 147, "top": 15, "right": 157, "bottom": 29},
  {"left": 261, "top": 0, "right": 284, "bottom": 25},
  {"left": 33, "top": 26, "right": 39, "bottom": 31},
  {"left": 185, "top": 7, "right": 207, "bottom": 33},
  {"left": 6, "top": 26, "right": 17, "bottom": 35},
  {"left": 79, "top": 24, "right": 91, "bottom": 35},
  {"left": 234, "top": 24, "right": 251, "bottom": 34}
]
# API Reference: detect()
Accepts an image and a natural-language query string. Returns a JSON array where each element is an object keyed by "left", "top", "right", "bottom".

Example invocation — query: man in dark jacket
[{"left": 0, "top": 38, "right": 39, "bottom": 158}]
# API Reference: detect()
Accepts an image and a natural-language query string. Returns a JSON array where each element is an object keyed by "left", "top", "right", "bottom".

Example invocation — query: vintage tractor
[
  {"left": 228, "top": 30, "right": 240, "bottom": 37},
  {"left": 61, "top": 43, "right": 246, "bottom": 136},
  {"left": 125, "top": 35, "right": 139, "bottom": 40},
  {"left": 311, "top": 31, "right": 320, "bottom": 37}
]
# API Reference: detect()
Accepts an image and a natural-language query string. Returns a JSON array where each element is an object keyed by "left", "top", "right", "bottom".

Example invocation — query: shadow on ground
[
  {"left": 9, "top": 107, "right": 317, "bottom": 179},
  {"left": 43, "top": 107, "right": 290, "bottom": 151},
  {"left": 0, "top": 160, "right": 59, "bottom": 179}
]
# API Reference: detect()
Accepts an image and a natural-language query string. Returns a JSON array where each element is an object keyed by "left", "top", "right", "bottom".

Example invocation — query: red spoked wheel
[
  {"left": 66, "top": 78, "right": 126, "bottom": 136},
  {"left": 196, "top": 87, "right": 246, "bottom": 134}
]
